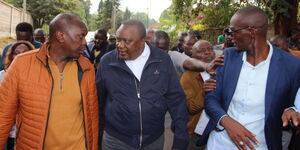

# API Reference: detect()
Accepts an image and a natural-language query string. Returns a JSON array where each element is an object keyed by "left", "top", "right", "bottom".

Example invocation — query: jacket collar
[
  {"left": 36, "top": 41, "right": 91, "bottom": 71},
  {"left": 109, "top": 42, "right": 162, "bottom": 69}
]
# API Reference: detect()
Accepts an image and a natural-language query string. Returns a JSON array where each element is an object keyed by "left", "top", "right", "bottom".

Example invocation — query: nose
[{"left": 117, "top": 41, "right": 125, "bottom": 49}]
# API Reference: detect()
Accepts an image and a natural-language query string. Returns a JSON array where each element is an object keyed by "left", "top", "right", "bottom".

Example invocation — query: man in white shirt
[
  {"left": 150, "top": 30, "right": 223, "bottom": 77},
  {"left": 200, "top": 6, "right": 300, "bottom": 150}
]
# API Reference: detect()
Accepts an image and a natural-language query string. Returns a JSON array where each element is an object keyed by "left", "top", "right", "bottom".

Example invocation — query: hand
[
  {"left": 221, "top": 116, "right": 260, "bottom": 150},
  {"left": 282, "top": 108, "right": 300, "bottom": 127},
  {"left": 206, "top": 55, "right": 224, "bottom": 76},
  {"left": 203, "top": 79, "right": 216, "bottom": 92}
]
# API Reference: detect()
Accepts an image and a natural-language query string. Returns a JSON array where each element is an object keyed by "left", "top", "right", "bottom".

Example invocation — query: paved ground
[{"left": 164, "top": 112, "right": 174, "bottom": 150}]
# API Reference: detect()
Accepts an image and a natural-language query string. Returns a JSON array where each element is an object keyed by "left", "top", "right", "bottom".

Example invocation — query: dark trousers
[
  {"left": 4, "top": 137, "right": 14, "bottom": 150},
  {"left": 102, "top": 131, "right": 164, "bottom": 150},
  {"left": 188, "top": 133, "right": 205, "bottom": 150}
]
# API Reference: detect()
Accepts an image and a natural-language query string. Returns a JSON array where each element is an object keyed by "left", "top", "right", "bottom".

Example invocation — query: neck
[
  {"left": 49, "top": 44, "right": 71, "bottom": 72},
  {"left": 246, "top": 40, "right": 269, "bottom": 66}
]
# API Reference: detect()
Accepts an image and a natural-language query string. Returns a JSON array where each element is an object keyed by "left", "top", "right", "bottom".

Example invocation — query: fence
[{"left": 0, "top": 0, "right": 33, "bottom": 38}]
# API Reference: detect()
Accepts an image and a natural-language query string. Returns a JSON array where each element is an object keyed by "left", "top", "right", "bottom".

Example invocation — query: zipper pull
[
  {"left": 60, "top": 73, "right": 63, "bottom": 91},
  {"left": 137, "top": 93, "right": 140, "bottom": 99}
]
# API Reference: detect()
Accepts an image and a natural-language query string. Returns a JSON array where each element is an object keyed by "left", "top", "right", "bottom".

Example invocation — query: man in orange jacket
[{"left": 0, "top": 13, "right": 99, "bottom": 150}]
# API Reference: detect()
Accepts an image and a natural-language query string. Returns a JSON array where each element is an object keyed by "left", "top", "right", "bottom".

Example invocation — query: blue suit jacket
[{"left": 198, "top": 45, "right": 300, "bottom": 150}]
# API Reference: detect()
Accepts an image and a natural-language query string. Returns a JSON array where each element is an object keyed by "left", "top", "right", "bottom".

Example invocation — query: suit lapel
[
  {"left": 224, "top": 51, "right": 243, "bottom": 111},
  {"left": 265, "top": 47, "right": 281, "bottom": 118}
]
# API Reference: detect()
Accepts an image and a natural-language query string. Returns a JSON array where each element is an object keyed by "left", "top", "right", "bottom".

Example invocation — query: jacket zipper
[
  {"left": 59, "top": 73, "right": 63, "bottom": 91},
  {"left": 134, "top": 78, "right": 143, "bottom": 150},
  {"left": 42, "top": 66, "right": 54, "bottom": 150}
]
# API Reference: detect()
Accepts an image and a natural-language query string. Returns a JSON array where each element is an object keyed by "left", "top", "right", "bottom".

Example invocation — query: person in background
[
  {"left": 0, "top": 22, "right": 42, "bottom": 70},
  {"left": 150, "top": 30, "right": 223, "bottom": 77},
  {"left": 288, "top": 28, "right": 300, "bottom": 51},
  {"left": 188, "top": 30, "right": 201, "bottom": 40},
  {"left": 270, "top": 34, "right": 300, "bottom": 58},
  {"left": 108, "top": 34, "right": 116, "bottom": 45},
  {"left": 171, "top": 31, "right": 188, "bottom": 53},
  {"left": 180, "top": 40, "right": 215, "bottom": 150},
  {"left": 33, "top": 28, "right": 47, "bottom": 43},
  {"left": 0, "top": 41, "right": 34, "bottom": 150},
  {"left": 183, "top": 33, "right": 199, "bottom": 57},
  {"left": 145, "top": 28, "right": 155, "bottom": 43},
  {"left": 83, "top": 29, "right": 114, "bottom": 68}
]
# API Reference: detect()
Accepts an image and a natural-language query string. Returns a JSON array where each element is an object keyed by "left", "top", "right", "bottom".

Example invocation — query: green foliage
[
  {"left": 123, "top": 7, "right": 131, "bottom": 21},
  {"left": 4, "top": 0, "right": 88, "bottom": 28},
  {"left": 267, "top": 0, "right": 293, "bottom": 18},
  {"left": 88, "top": 14, "right": 98, "bottom": 31},
  {"left": 130, "top": 12, "right": 157, "bottom": 28},
  {"left": 96, "top": 0, "right": 120, "bottom": 31},
  {"left": 199, "top": 0, "right": 240, "bottom": 29}
]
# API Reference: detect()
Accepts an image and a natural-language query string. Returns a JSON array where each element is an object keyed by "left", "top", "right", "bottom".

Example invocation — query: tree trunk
[{"left": 273, "top": 0, "right": 299, "bottom": 36}]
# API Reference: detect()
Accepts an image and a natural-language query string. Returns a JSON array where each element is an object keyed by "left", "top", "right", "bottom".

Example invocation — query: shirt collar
[{"left": 141, "top": 43, "right": 150, "bottom": 58}]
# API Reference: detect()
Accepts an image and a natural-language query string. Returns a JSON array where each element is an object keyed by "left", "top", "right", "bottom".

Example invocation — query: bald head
[
  {"left": 49, "top": 13, "right": 86, "bottom": 40},
  {"left": 191, "top": 40, "right": 215, "bottom": 63},
  {"left": 231, "top": 6, "right": 268, "bottom": 36}
]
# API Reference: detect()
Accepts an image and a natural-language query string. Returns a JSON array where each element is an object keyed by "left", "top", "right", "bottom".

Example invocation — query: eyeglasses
[
  {"left": 224, "top": 26, "right": 250, "bottom": 35},
  {"left": 225, "top": 25, "right": 267, "bottom": 36}
]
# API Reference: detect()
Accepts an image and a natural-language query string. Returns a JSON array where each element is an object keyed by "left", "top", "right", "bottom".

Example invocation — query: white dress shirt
[
  {"left": 206, "top": 42, "right": 273, "bottom": 150},
  {"left": 125, "top": 43, "right": 151, "bottom": 81},
  {"left": 294, "top": 88, "right": 300, "bottom": 111},
  {"left": 194, "top": 71, "right": 210, "bottom": 135}
]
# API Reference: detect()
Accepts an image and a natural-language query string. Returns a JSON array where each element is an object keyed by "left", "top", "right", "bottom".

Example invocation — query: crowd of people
[{"left": 0, "top": 5, "right": 300, "bottom": 150}]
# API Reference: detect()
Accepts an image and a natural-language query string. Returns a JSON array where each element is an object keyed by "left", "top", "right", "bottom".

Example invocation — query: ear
[{"left": 55, "top": 31, "right": 65, "bottom": 43}]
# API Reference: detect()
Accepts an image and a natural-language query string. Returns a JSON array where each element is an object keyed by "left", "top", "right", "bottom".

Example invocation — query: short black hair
[
  {"left": 152, "top": 30, "right": 170, "bottom": 42},
  {"left": 122, "top": 19, "right": 146, "bottom": 39},
  {"left": 95, "top": 29, "right": 107, "bottom": 35},
  {"left": 16, "top": 22, "right": 33, "bottom": 33},
  {"left": 188, "top": 30, "right": 201, "bottom": 40}
]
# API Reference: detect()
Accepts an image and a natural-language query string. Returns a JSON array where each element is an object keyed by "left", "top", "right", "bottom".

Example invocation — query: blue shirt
[{"left": 206, "top": 41, "right": 273, "bottom": 150}]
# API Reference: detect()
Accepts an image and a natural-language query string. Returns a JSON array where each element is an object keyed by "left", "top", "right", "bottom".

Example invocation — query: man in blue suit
[{"left": 201, "top": 6, "right": 300, "bottom": 150}]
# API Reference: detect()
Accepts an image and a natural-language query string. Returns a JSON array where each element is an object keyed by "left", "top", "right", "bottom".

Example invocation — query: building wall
[{"left": 0, "top": 0, "right": 33, "bottom": 38}]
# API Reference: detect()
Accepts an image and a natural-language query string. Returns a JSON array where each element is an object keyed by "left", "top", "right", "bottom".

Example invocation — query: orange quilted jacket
[{"left": 0, "top": 42, "right": 99, "bottom": 150}]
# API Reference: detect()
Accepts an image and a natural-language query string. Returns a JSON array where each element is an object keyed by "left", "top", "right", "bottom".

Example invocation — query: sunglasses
[{"left": 224, "top": 26, "right": 251, "bottom": 35}]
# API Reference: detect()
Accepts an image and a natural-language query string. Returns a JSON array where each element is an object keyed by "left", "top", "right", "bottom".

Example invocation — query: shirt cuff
[
  {"left": 216, "top": 114, "right": 228, "bottom": 131},
  {"left": 285, "top": 107, "right": 298, "bottom": 112}
]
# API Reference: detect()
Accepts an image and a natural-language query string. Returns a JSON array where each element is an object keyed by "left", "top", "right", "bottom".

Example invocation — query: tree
[
  {"left": 96, "top": 0, "right": 120, "bottom": 31},
  {"left": 123, "top": 7, "right": 131, "bottom": 21},
  {"left": 265, "top": 0, "right": 299, "bottom": 35},
  {"left": 4, "top": 0, "right": 87, "bottom": 28},
  {"left": 131, "top": 12, "right": 157, "bottom": 28},
  {"left": 80, "top": 0, "right": 91, "bottom": 25},
  {"left": 170, "top": 0, "right": 299, "bottom": 36},
  {"left": 88, "top": 14, "right": 98, "bottom": 31}
]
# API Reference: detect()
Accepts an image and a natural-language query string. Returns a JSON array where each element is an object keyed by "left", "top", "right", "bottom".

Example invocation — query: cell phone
[{"left": 289, "top": 120, "right": 300, "bottom": 129}]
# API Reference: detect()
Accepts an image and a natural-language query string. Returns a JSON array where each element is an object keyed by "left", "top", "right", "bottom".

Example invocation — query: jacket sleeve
[
  {"left": 180, "top": 73, "right": 204, "bottom": 115},
  {"left": 164, "top": 57, "right": 189, "bottom": 150},
  {"left": 0, "top": 57, "right": 19, "bottom": 148},
  {"left": 96, "top": 59, "right": 107, "bottom": 146},
  {"left": 204, "top": 51, "right": 228, "bottom": 127}
]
